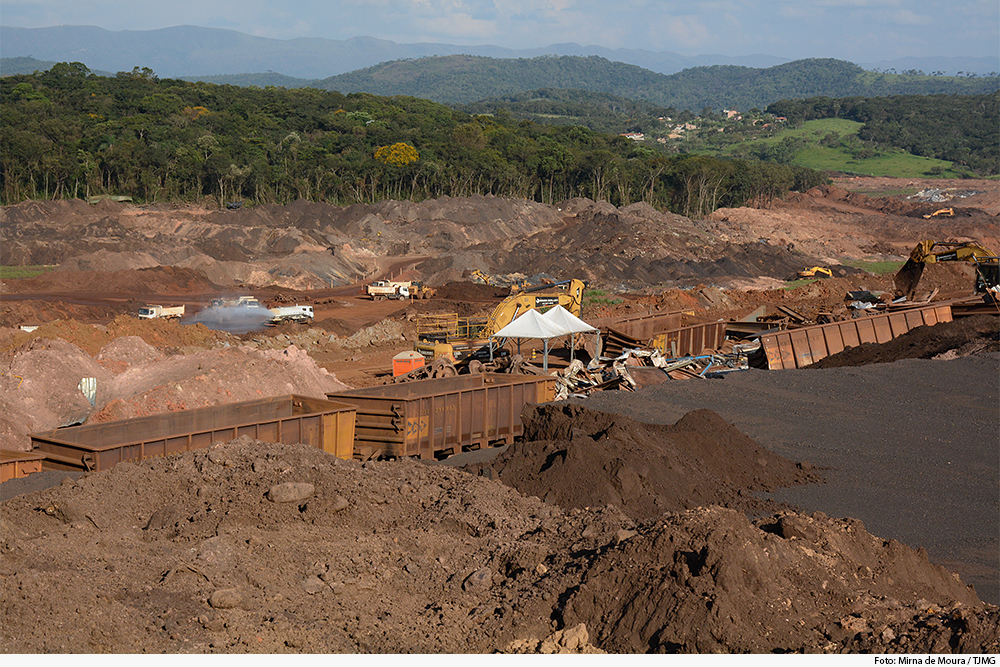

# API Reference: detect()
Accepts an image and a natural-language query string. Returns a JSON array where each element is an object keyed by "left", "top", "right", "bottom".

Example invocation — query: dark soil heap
[
  {"left": 476, "top": 404, "right": 823, "bottom": 520},
  {"left": 1, "top": 438, "right": 996, "bottom": 653},
  {"left": 809, "top": 314, "right": 1000, "bottom": 368}
]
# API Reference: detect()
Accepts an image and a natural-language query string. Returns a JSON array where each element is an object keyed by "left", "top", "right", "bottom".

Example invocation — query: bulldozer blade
[{"left": 894, "top": 259, "right": 925, "bottom": 298}]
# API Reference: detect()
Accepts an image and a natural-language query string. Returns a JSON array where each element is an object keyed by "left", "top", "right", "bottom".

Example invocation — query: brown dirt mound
[
  {"left": 432, "top": 281, "right": 510, "bottom": 301},
  {"left": 0, "top": 298, "right": 123, "bottom": 329},
  {"left": 475, "top": 405, "right": 822, "bottom": 520},
  {"left": 1, "top": 315, "right": 226, "bottom": 358},
  {"left": 809, "top": 315, "right": 1000, "bottom": 368},
  {"left": 3, "top": 265, "right": 222, "bottom": 296},
  {"left": 1, "top": 439, "right": 995, "bottom": 653},
  {"left": 1, "top": 330, "right": 348, "bottom": 450},
  {"left": 562, "top": 507, "right": 997, "bottom": 653}
]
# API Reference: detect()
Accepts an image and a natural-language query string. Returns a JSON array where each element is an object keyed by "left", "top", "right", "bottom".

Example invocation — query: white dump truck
[
  {"left": 366, "top": 280, "right": 411, "bottom": 300},
  {"left": 210, "top": 296, "right": 266, "bottom": 309},
  {"left": 268, "top": 305, "right": 314, "bottom": 324},
  {"left": 136, "top": 304, "right": 185, "bottom": 320}
]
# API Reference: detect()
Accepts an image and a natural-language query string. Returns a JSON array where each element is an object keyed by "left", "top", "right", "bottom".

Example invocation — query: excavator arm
[
  {"left": 483, "top": 279, "right": 586, "bottom": 337},
  {"left": 894, "top": 241, "right": 999, "bottom": 299}
]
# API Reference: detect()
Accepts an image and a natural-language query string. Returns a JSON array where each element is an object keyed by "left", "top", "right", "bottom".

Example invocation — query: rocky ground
[{"left": 1, "top": 176, "right": 998, "bottom": 653}]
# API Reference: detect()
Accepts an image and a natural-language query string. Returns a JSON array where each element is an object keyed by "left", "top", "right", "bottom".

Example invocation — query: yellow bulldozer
[
  {"left": 414, "top": 279, "right": 587, "bottom": 365},
  {"left": 894, "top": 240, "right": 999, "bottom": 301}
]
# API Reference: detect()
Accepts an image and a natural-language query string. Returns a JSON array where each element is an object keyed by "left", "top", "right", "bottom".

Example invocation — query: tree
[{"left": 374, "top": 142, "right": 419, "bottom": 166}]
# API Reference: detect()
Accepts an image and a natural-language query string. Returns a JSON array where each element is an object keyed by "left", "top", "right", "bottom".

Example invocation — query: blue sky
[{"left": 3, "top": 0, "right": 997, "bottom": 61}]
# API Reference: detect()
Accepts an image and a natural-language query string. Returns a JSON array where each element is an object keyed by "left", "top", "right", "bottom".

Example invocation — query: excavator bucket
[{"left": 894, "top": 259, "right": 925, "bottom": 299}]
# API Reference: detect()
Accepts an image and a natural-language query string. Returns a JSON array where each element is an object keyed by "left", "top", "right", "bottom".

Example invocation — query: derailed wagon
[
  {"left": 328, "top": 373, "right": 556, "bottom": 460},
  {"left": 29, "top": 394, "right": 357, "bottom": 472}
]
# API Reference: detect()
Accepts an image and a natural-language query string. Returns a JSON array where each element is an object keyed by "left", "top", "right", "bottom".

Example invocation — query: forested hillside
[
  {"left": 766, "top": 93, "right": 999, "bottom": 176},
  {"left": 0, "top": 63, "right": 825, "bottom": 215},
  {"left": 456, "top": 89, "right": 686, "bottom": 135},
  {"left": 318, "top": 55, "right": 998, "bottom": 110}
]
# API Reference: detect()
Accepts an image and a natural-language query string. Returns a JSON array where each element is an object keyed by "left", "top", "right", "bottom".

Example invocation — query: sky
[{"left": 2, "top": 0, "right": 998, "bottom": 62}]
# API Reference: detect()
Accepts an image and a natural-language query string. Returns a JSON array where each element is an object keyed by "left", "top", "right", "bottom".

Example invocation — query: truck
[
  {"left": 211, "top": 296, "right": 266, "bottom": 309},
  {"left": 366, "top": 280, "right": 411, "bottom": 300},
  {"left": 136, "top": 304, "right": 185, "bottom": 320},
  {"left": 268, "top": 305, "right": 314, "bottom": 324}
]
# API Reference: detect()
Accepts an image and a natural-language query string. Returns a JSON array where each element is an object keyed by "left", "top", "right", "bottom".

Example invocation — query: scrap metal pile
[{"left": 391, "top": 283, "right": 989, "bottom": 399}]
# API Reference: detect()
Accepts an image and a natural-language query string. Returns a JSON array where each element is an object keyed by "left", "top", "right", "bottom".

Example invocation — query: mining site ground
[{"left": 1, "top": 176, "right": 998, "bottom": 653}]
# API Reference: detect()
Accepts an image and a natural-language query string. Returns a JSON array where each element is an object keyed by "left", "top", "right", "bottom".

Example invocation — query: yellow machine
[
  {"left": 414, "top": 279, "right": 587, "bottom": 364},
  {"left": 796, "top": 266, "right": 833, "bottom": 279},
  {"left": 469, "top": 270, "right": 492, "bottom": 285},
  {"left": 922, "top": 207, "right": 954, "bottom": 219},
  {"left": 894, "top": 240, "right": 999, "bottom": 299}
]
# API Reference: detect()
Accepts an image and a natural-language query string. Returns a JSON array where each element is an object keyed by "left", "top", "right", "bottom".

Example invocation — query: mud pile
[
  {"left": 475, "top": 404, "right": 822, "bottom": 520},
  {"left": 809, "top": 314, "right": 1000, "bottom": 368},
  {"left": 1, "top": 438, "right": 996, "bottom": 653},
  {"left": 1, "top": 331, "right": 349, "bottom": 450}
]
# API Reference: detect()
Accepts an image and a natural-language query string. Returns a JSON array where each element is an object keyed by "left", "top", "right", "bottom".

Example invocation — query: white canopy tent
[
  {"left": 489, "top": 309, "right": 569, "bottom": 371},
  {"left": 541, "top": 305, "right": 599, "bottom": 364}
]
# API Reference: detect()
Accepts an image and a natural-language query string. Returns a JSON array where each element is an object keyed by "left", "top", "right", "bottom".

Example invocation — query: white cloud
[
  {"left": 887, "top": 8, "right": 932, "bottom": 26},
  {"left": 0, "top": 0, "right": 996, "bottom": 61},
  {"left": 413, "top": 13, "right": 498, "bottom": 40}
]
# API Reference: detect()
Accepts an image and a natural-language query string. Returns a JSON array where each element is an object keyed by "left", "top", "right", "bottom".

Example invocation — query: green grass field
[
  {"left": 841, "top": 259, "right": 906, "bottom": 275},
  {"left": 719, "top": 118, "right": 963, "bottom": 178},
  {"left": 0, "top": 265, "right": 56, "bottom": 279}
]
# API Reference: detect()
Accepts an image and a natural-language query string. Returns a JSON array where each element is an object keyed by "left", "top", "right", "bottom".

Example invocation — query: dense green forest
[
  {"left": 456, "top": 88, "right": 690, "bottom": 135},
  {"left": 765, "top": 93, "right": 999, "bottom": 176},
  {"left": 318, "top": 55, "right": 998, "bottom": 110},
  {"left": 0, "top": 63, "right": 827, "bottom": 216}
]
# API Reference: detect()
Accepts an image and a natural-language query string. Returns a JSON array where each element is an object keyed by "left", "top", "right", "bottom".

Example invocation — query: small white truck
[
  {"left": 210, "top": 296, "right": 266, "bottom": 309},
  {"left": 366, "top": 280, "right": 411, "bottom": 300},
  {"left": 268, "top": 305, "right": 314, "bottom": 324},
  {"left": 136, "top": 304, "right": 185, "bottom": 320}
]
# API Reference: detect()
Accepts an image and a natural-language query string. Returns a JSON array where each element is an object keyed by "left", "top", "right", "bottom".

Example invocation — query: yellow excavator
[
  {"left": 894, "top": 240, "right": 999, "bottom": 301},
  {"left": 796, "top": 266, "right": 833, "bottom": 279},
  {"left": 414, "top": 279, "right": 587, "bottom": 365}
]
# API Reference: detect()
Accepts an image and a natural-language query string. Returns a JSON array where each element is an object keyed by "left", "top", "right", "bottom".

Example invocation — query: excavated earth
[{"left": 1, "top": 176, "right": 999, "bottom": 653}]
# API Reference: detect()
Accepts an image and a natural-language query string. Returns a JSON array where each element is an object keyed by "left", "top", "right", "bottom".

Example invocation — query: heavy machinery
[
  {"left": 366, "top": 280, "right": 411, "bottom": 300},
  {"left": 469, "top": 269, "right": 492, "bottom": 286},
  {"left": 923, "top": 207, "right": 954, "bottom": 219},
  {"left": 414, "top": 279, "right": 587, "bottom": 365},
  {"left": 268, "top": 305, "right": 314, "bottom": 324},
  {"left": 409, "top": 281, "right": 435, "bottom": 299},
  {"left": 211, "top": 296, "right": 266, "bottom": 309},
  {"left": 366, "top": 280, "right": 434, "bottom": 300},
  {"left": 894, "top": 240, "right": 1000, "bottom": 301},
  {"left": 796, "top": 266, "right": 833, "bottom": 279},
  {"left": 136, "top": 304, "right": 185, "bottom": 320}
]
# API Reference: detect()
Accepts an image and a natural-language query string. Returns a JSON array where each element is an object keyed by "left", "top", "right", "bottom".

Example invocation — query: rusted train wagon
[
  {"left": 0, "top": 450, "right": 46, "bottom": 483},
  {"left": 29, "top": 395, "right": 357, "bottom": 472},
  {"left": 328, "top": 373, "right": 556, "bottom": 460},
  {"left": 650, "top": 321, "right": 728, "bottom": 358},
  {"left": 759, "top": 304, "right": 953, "bottom": 370}
]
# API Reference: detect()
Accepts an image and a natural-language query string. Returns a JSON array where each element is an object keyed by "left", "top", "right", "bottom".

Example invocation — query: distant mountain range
[
  {"left": 2, "top": 24, "right": 997, "bottom": 81},
  {"left": 308, "top": 56, "right": 999, "bottom": 110}
]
